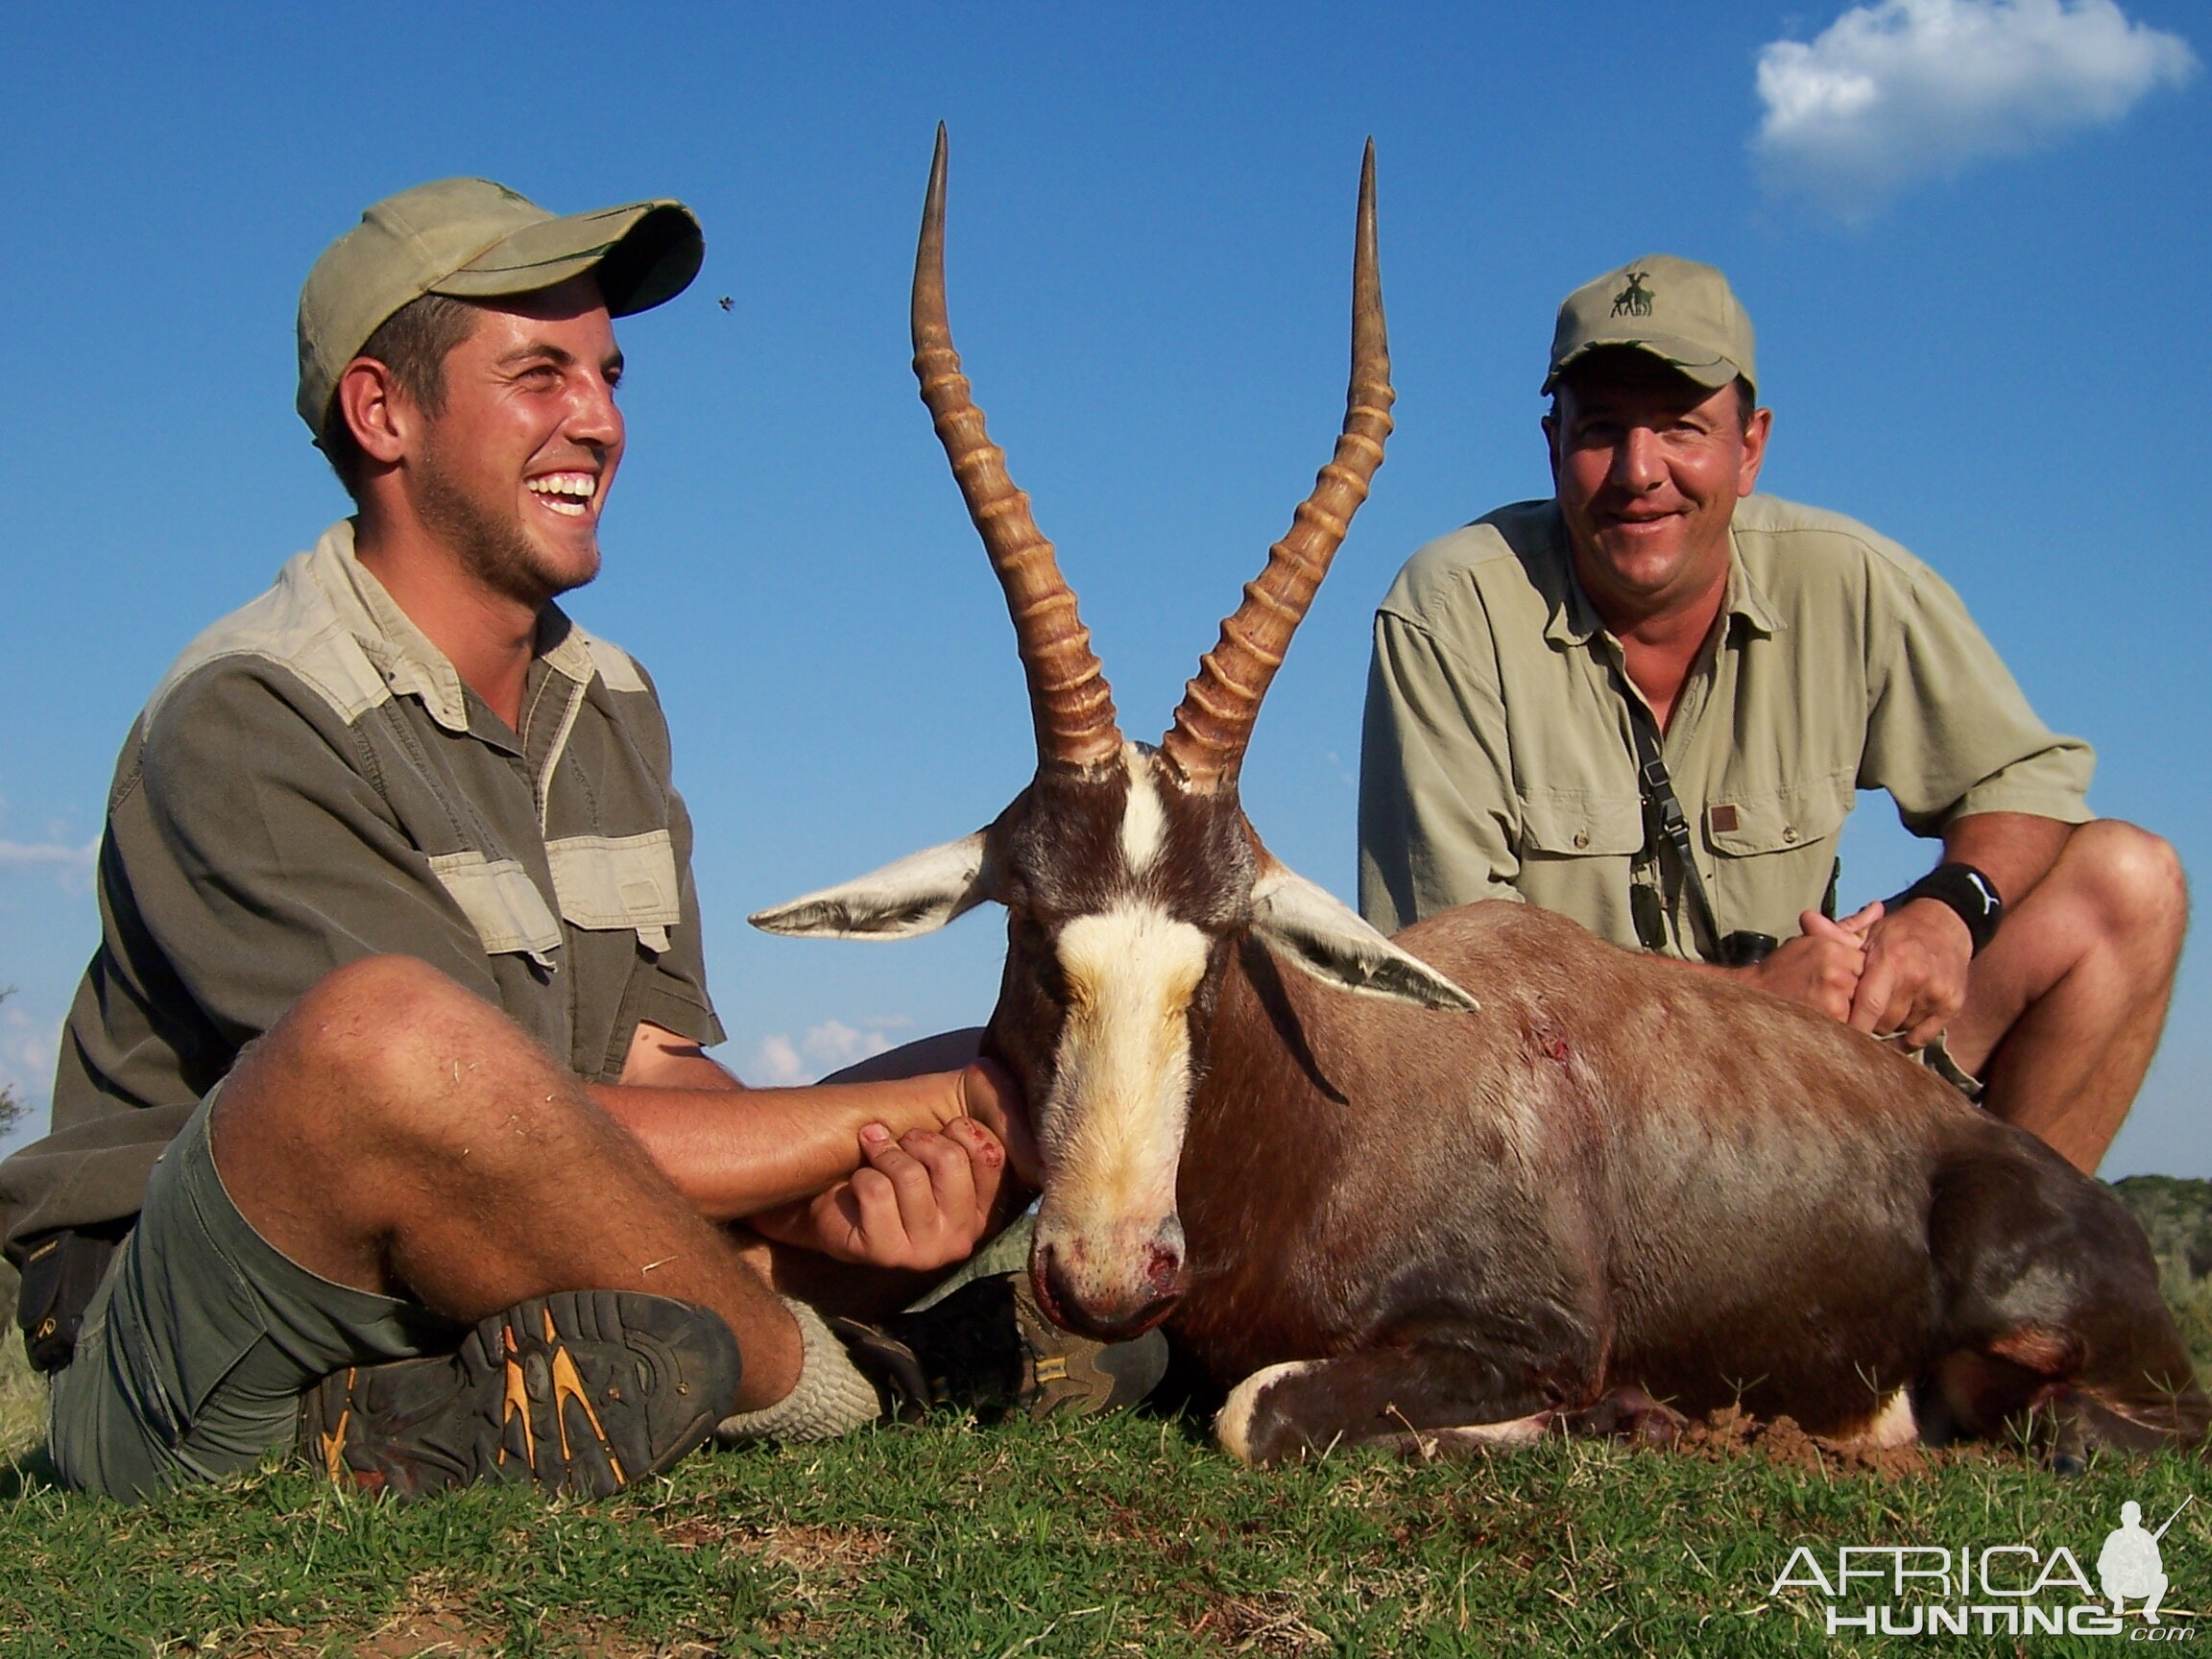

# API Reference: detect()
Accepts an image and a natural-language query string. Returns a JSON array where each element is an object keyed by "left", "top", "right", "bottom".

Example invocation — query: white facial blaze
[
  {"left": 1117, "top": 745, "right": 1166, "bottom": 875},
  {"left": 1043, "top": 901, "right": 1209, "bottom": 1241}
]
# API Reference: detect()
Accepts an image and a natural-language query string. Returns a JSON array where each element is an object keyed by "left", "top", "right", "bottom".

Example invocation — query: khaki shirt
[
  {"left": 1, "top": 522, "right": 723, "bottom": 1253},
  {"left": 1358, "top": 494, "right": 2093, "bottom": 951}
]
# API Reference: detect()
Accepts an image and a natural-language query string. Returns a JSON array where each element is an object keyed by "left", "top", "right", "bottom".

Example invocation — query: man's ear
[
  {"left": 1249, "top": 860, "right": 1479, "bottom": 1013},
  {"left": 1737, "top": 403, "right": 1772, "bottom": 498},
  {"left": 750, "top": 831, "right": 997, "bottom": 940},
  {"left": 334, "top": 357, "right": 410, "bottom": 466}
]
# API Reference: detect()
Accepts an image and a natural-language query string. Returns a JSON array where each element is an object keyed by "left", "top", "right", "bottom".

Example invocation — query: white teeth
[
  {"left": 528, "top": 473, "right": 596, "bottom": 515},
  {"left": 528, "top": 473, "right": 595, "bottom": 497}
]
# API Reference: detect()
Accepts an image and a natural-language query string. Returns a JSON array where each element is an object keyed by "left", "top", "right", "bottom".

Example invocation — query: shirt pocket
[
  {"left": 1516, "top": 791, "right": 1645, "bottom": 859},
  {"left": 544, "top": 830, "right": 683, "bottom": 954},
  {"left": 1701, "top": 773, "right": 1852, "bottom": 858},
  {"left": 1701, "top": 772, "right": 1853, "bottom": 934},
  {"left": 425, "top": 851, "right": 563, "bottom": 968}
]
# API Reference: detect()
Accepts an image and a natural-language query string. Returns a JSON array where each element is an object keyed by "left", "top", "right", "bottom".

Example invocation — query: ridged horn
[
  {"left": 1160, "top": 140, "right": 1392, "bottom": 794},
  {"left": 912, "top": 125, "right": 1122, "bottom": 772}
]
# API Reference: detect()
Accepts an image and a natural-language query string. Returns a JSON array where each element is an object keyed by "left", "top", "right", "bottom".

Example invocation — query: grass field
[{"left": 1, "top": 1228, "right": 2206, "bottom": 1655}]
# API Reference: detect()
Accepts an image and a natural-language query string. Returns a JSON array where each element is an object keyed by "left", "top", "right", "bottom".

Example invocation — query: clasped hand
[
  {"left": 1743, "top": 897, "right": 1974, "bottom": 1048},
  {"left": 748, "top": 1060, "right": 1038, "bottom": 1271}
]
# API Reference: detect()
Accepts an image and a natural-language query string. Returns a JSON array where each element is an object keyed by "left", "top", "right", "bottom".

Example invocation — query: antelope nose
[{"left": 1034, "top": 1231, "right": 1187, "bottom": 1343}]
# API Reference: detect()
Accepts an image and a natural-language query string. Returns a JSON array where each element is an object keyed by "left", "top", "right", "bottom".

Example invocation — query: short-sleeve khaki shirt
[
  {"left": 1, "top": 521, "right": 725, "bottom": 1254},
  {"left": 1357, "top": 493, "right": 2093, "bottom": 952}
]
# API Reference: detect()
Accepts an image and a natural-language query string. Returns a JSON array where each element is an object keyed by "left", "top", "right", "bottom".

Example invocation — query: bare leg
[
  {"left": 1943, "top": 822, "right": 2186, "bottom": 1173},
  {"left": 212, "top": 955, "right": 801, "bottom": 1408}
]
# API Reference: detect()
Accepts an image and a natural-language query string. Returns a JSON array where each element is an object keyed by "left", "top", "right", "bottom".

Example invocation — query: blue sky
[{"left": 2, "top": 0, "right": 2205, "bottom": 1174}]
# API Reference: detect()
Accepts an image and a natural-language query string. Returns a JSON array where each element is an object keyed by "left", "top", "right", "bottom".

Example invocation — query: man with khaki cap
[
  {"left": 1359, "top": 253, "right": 2184, "bottom": 1174},
  {"left": 1, "top": 178, "right": 1158, "bottom": 1503}
]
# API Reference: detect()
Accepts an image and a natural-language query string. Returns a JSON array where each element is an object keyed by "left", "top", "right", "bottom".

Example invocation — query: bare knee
[
  {"left": 2060, "top": 821, "right": 2187, "bottom": 957},
  {"left": 228, "top": 955, "right": 537, "bottom": 1150}
]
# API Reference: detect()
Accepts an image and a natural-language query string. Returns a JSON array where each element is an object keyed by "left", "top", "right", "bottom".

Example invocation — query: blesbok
[{"left": 756, "top": 131, "right": 2207, "bottom": 1467}]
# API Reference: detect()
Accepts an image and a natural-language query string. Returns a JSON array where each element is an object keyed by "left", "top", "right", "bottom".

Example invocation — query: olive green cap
[
  {"left": 296, "top": 177, "right": 705, "bottom": 436},
  {"left": 1542, "top": 253, "right": 1756, "bottom": 397}
]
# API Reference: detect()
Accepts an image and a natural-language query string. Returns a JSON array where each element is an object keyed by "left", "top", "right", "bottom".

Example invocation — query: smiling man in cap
[
  {"left": 0, "top": 178, "right": 1160, "bottom": 1503},
  {"left": 1358, "top": 254, "right": 2184, "bottom": 1174}
]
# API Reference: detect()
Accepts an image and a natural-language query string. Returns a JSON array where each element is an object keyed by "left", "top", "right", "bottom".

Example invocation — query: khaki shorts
[{"left": 47, "top": 1091, "right": 462, "bottom": 1501}]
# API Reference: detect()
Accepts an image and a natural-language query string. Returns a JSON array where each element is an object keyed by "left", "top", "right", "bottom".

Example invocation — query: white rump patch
[
  {"left": 1118, "top": 746, "right": 1167, "bottom": 875},
  {"left": 1043, "top": 901, "right": 1210, "bottom": 1239}
]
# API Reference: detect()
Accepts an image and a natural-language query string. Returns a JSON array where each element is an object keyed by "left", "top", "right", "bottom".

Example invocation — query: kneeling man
[{"left": 1359, "top": 255, "right": 2183, "bottom": 1173}]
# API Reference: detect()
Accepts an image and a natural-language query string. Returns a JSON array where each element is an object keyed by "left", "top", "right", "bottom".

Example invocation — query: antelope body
[{"left": 757, "top": 132, "right": 2207, "bottom": 1465}]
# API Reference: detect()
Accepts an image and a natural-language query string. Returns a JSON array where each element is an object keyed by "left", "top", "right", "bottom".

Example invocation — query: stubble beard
[{"left": 415, "top": 437, "right": 600, "bottom": 611}]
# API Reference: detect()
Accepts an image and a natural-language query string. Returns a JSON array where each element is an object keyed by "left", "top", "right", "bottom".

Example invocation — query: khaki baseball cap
[
  {"left": 1542, "top": 253, "right": 1756, "bottom": 397},
  {"left": 296, "top": 177, "right": 705, "bottom": 435}
]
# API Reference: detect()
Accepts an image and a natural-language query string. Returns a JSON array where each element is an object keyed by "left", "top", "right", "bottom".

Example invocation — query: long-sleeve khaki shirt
[
  {"left": 1358, "top": 493, "right": 2093, "bottom": 952},
  {"left": 1, "top": 522, "right": 725, "bottom": 1256}
]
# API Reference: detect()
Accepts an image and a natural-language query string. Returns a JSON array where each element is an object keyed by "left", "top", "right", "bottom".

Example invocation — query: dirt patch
[
  {"left": 656, "top": 1513, "right": 892, "bottom": 1575},
  {"left": 354, "top": 1607, "right": 491, "bottom": 1658},
  {"left": 1675, "top": 1405, "right": 1960, "bottom": 1479},
  {"left": 1186, "top": 1589, "right": 1334, "bottom": 1655}
]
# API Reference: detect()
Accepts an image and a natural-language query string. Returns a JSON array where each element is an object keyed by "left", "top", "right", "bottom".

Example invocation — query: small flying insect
[{"left": 717, "top": 296, "right": 733, "bottom": 311}]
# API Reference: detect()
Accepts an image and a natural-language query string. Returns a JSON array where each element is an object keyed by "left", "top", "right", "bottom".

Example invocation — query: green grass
[
  {"left": 1, "top": 1247, "right": 2205, "bottom": 1657},
  {"left": 2, "top": 1317, "right": 2208, "bottom": 1658}
]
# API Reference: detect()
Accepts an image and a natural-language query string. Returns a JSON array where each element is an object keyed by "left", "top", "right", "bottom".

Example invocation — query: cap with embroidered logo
[
  {"left": 296, "top": 178, "right": 704, "bottom": 437},
  {"left": 1542, "top": 253, "right": 1756, "bottom": 397}
]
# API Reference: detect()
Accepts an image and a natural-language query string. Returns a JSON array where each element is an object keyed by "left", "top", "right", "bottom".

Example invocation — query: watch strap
[{"left": 1884, "top": 862, "right": 2004, "bottom": 955}]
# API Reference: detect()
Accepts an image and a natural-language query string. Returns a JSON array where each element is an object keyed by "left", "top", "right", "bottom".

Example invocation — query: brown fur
[{"left": 966, "top": 765, "right": 2205, "bottom": 1463}]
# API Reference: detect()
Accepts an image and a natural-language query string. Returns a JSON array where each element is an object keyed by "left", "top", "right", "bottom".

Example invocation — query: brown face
[
  {"left": 981, "top": 746, "right": 1255, "bottom": 1340},
  {"left": 405, "top": 275, "right": 627, "bottom": 609},
  {"left": 1544, "top": 353, "right": 1769, "bottom": 624}
]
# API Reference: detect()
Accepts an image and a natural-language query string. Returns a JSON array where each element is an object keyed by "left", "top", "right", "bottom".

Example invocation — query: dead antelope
[{"left": 756, "top": 131, "right": 2208, "bottom": 1467}]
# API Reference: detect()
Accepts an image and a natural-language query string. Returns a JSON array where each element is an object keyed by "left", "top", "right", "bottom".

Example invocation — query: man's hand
[
  {"left": 1848, "top": 898, "right": 1973, "bottom": 1049},
  {"left": 951, "top": 1058, "right": 1043, "bottom": 1188},
  {"left": 750, "top": 1117, "right": 1011, "bottom": 1270},
  {"left": 1742, "top": 902, "right": 1877, "bottom": 1021}
]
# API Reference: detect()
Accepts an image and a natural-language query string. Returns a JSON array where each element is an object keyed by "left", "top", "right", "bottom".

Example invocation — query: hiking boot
[
  {"left": 830, "top": 1270, "right": 1166, "bottom": 1424},
  {"left": 301, "top": 1289, "right": 740, "bottom": 1500}
]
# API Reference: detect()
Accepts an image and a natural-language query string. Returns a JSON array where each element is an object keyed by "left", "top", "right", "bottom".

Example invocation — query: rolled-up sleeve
[
  {"left": 1859, "top": 554, "right": 2094, "bottom": 836},
  {"left": 1358, "top": 609, "right": 1525, "bottom": 933},
  {"left": 625, "top": 783, "right": 726, "bottom": 1054}
]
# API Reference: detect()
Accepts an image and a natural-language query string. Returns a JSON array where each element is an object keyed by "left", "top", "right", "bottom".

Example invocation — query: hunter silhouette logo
[
  {"left": 2100, "top": 1497, "right": 2192, "bottom": 1624},
  {"left": 1771, "top": 1491, "right": 2199, "bottom": 1639},
  {"left": 1611, "top": 269, "right": 1654, "bottom": 318}
]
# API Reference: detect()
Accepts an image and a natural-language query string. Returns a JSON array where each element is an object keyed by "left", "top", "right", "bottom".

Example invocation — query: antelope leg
[{"left": 1215, "top": 1349, "right": 1585, "bottom": 1467}]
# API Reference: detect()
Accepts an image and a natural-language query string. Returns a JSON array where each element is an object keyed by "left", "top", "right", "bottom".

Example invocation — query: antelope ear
[
  {"left": 1249, "top": 862, "right": 1479, "bottom": 1013},
  {"left": 750, "top": 831, "right": 997, "bottom": 940}
]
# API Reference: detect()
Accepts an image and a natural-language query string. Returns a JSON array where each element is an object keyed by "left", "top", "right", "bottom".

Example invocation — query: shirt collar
[
  {"left": 1539, "top": 505, "right": 1783, "bottom": 650},
  {"left": 302, "top": 520, "right": 595, "bottom": 734}
]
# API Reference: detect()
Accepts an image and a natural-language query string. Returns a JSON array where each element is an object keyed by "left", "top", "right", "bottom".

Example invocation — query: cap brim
[
  {"left": 430, "top": 200, "right": 704, "bottom": 317},
  {"left": 1542, "top": 334, "right": 1744, "bottom": 396}
]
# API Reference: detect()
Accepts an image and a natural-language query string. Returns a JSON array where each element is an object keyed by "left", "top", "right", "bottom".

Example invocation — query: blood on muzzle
[{"left": 1031, "top": 1223, "right": 1188, "bottom": 1341}]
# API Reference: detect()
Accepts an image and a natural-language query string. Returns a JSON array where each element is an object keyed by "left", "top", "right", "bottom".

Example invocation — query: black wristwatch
[{"left": 1883, "top": 862, "right": 2004, "bottom": 955}]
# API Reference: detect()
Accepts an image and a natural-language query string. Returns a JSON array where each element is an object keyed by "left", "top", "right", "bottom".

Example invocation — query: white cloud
[
  {"left": 744, "top": 1018, "right": 899, "bottom": 1087},
  {"left": 0, "top": 836, "right": 98, "bottom": 872},
  {"left": 1753, "top": 0, "right": 2198, "bottom": 216}
]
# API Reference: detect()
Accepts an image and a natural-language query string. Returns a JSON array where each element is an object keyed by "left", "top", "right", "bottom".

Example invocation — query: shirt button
[
  {"left": 1782, "top": 826, "right": 1799, "bottom": 844},
  {"left": 1573, "top": 830, "right": 1590, "bottom": 850}
]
